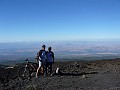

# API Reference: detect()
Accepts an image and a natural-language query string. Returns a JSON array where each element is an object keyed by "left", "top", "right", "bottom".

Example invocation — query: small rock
[{"left": 81, "top": 74, "right": 86, "bottom": 78}]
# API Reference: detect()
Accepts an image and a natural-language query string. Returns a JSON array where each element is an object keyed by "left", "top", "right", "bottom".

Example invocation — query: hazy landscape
[
  {"left": 1, "top": 0, "right": 120, "bottom": 89},
  {"left": 0, "top": 41, "right": 120, "bottom": 64}
]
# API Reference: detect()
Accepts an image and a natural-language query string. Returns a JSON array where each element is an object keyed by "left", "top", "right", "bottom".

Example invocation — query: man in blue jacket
[{"left": 46, "top": 46, "right": 54, "bottom": 76}]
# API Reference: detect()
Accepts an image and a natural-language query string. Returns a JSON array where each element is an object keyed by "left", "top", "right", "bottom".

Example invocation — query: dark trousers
[{"left": 46, "top": 62, "right": 53, "bottom": 75}]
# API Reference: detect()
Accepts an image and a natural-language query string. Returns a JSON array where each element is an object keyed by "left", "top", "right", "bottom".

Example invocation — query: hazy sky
[{"left": 0, "top": 0, "right": 120, "bottom": 42}]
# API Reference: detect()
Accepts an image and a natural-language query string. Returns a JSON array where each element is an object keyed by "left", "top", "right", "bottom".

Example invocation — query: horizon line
[{"left": 0, "top": 39, "right": 120, "bottom": 43}]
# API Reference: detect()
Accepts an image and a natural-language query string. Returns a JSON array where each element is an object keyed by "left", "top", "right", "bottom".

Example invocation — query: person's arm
[
  {"left": 52, "top": 52, "right": 54, "bottom": 63},
  {"left": 38, "top": 50, "right": 41, "bottom": 55},
  {"left": 45, "top": 51, "right": 47, "bottom": 61},
  {"left": 37, "top": 50, "right": 41, "bottom": 60},
  {"left": 35, "top": 52, "right": 39, "bottom": 60}
]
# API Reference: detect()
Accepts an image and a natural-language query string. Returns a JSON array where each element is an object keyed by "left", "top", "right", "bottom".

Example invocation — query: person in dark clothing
[
  {"left": 46, "top": 46, "right": 54, "bottom": 76},
  {"left": 36, "top": 44, "right": 46, "bottom": 78}
]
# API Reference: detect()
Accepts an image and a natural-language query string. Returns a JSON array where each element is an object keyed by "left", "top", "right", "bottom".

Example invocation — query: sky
[{"left": 0, "top": 0, "right": 120, "bottom": 42}]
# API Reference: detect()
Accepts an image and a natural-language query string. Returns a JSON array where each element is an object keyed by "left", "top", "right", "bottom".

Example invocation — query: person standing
[
  {"left": 36, "top": 44, "right": 46, "bottom": 78},
  {"left": 46, "top": 46, "right": 54, "bottom": 76}
]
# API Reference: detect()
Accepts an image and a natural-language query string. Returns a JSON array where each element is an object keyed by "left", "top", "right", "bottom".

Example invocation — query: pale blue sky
[{"left": 0, "top": 0, "right": 120, "bottom": 42}]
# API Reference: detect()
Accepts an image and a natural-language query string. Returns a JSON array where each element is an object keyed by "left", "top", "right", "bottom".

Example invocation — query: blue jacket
[
  {"left": 38, "top": 50, "right": 46, "bottom": 62},
  {"left": 46, "top": 51, "right": 54, "bottom": 63}
]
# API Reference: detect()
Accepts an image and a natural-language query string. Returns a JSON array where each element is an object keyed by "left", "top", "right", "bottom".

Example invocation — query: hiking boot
[{"left": 36, "top": 75, "right": 38, "bottom": 78}]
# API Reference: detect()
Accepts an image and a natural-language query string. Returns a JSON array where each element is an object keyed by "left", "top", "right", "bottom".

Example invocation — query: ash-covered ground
[{"left": 0, "top": 59, "right": 120, "bottom": 90}]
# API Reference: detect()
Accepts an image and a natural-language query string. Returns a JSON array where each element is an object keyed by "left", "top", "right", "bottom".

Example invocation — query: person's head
[
  {"left": 42, "top": 44, "right": 46, "bottom": 50},
  {"left": 48, "top": 46, "right": 52, "bottom": 51}
]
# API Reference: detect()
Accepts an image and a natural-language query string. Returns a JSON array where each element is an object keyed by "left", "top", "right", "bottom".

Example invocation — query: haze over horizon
[{"left": 0, "top": 0, "right": 120, "bottom": 43}]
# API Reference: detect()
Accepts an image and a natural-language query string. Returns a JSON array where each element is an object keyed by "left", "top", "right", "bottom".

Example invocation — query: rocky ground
[{"left": 0, "top": 58, "right": 120, "bottom": 90}]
